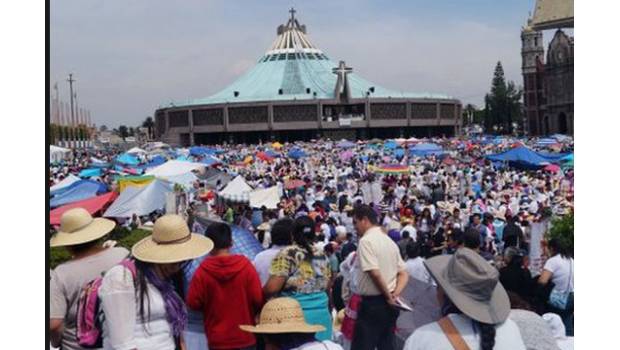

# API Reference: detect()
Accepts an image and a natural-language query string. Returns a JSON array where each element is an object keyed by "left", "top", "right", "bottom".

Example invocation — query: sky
[{"left": 51, "top": 0, "right": 550, "bottom": 128}]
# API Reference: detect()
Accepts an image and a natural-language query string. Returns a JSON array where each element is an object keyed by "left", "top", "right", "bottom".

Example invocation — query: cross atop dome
[{"left": 289, "top": 7, "right": 296, "bottom": 21}]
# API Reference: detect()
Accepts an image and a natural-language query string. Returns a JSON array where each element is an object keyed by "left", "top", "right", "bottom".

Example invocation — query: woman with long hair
[
  {"left": 99, "top": 214, "right": 214, "bottom": 350},
  {"left": 538, "top": 238, "right": 574, "bottom": 336},
  {"left": 263, "top": 215, "right": 333, "bottom": 341},
  {"left": 404, "top": 248, "right": 526, "bottom": 349}
]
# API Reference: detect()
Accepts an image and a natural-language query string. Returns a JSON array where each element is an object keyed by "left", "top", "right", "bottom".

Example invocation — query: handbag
[{"left": 548, "top": 258, "right": 573, "bottom": 310}]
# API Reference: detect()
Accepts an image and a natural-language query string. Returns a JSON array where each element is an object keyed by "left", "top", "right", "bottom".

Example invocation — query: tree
[
  {"left": 128, "top": 127, "right": 135, "bottom": 137},
  {"left": 99, "top": 124, "right": 108, "bottom": 132},
  {"left": 119, "top": 125, "right": 129, "bottom": 139},
  {"left": 462, "top": 104, "right": 477, "bottom": 126},
  {"left": 483, "top": 61, "right": 523, "bottom": 134},
  {"left": 142, "top": 116, "right": 155, "bottom": 140}
]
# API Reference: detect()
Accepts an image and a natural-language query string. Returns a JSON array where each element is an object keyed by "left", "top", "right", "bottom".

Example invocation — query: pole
[{"left": 67, "top": 74, "right": 76, "bottom": 143}]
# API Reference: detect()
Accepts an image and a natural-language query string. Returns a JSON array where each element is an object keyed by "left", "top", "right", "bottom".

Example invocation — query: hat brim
[
  {"left": 131, "top": 233, "right": 214, "bottom": 263},
  {"left": 425, "top": 254, "right": 510, "bottom": 324},
  {"left": 239, "top": 323, "right": 325, "bottom": 334},
  {"left": 50, "top": 218, "right": 116, "bottom": 248}
]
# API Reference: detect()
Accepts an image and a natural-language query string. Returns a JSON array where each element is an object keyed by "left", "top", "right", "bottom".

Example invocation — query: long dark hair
[
  {"left": 547, "top": 238, "right": 571, "bottom": 259},
  {"left": 133, "top": 260, "right": 185, "bottom": 328},
  {"left": 292, "top": 216, "right": 315, "bottom": 260},
  {"left": 441, "top": 295, "right": 496, "bottom": 350}
]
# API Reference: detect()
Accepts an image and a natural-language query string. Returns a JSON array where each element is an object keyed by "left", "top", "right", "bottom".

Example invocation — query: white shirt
[
  {"left": 253, "top": 245, "right": 286, "bottom": 286},
  {"left": 401, "top": 225, "right": 417, "bottom": 241},
  {"left": 403, "top": 314, "right": 526, "bottom": 350},
  {"left": 100, "top": 265, "right": 175, "bottom": 350},
  {"left": 292, "top": 340, "right": 343, "bottom": 350},
  {"left": 405, "top": 257, "right": 434, "bottom": 285},
  {"left": 543, "top": 255, "right": 574, "bottom": 293}
]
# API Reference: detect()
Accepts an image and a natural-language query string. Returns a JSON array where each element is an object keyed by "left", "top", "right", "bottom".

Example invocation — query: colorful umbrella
[
  {"left": 544, "top": 164, "right": 560, "bottom": 173},
  {"left": 339, "top": 150, "right": 354, "bottom": 161},
  {"left": 371, "top": 164, "right": 410, "bottom": 174},
  {"left": 284, "top": 179, "right": 306, "bottom": 190}
]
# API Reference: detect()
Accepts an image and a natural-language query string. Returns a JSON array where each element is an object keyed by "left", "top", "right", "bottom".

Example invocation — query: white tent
[
  {"left": 50, "top": 174, "right": 81, "bottom": 194},
  {"left": 145, "top": 160, "right": 205, "bottom": 177},
  {"left": 50, "top": 145, "right": 71, "bottom": 163},
  {"left": 249, "top": 185, "right": 282, "bottom": 209},
  {"left": 104, "top": 179, "right": 173, "bottom": 218},
  {"left": 165, "top": 172, "right": 199, "bottom": 189},
  {"left": 219, "top": 175, "right": 252, "bottom": 202},
  {"left": 126, "top": 147, "right": 147, "bottom": 155}
]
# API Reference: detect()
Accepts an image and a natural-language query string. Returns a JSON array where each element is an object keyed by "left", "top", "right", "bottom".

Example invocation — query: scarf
[{"left": 144, "top": 267, "right": 188, "bottom": 338}]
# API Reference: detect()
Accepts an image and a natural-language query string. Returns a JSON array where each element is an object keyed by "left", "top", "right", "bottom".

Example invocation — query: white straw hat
[
  {"left": 131, "top": 214, "right": 214, "bottom": 263},
  {"left": 240, "top": 297, "right": 325, "bottom": 334},
  {"left": 50, "top": 208, "right": 116, "bottom": 247}
]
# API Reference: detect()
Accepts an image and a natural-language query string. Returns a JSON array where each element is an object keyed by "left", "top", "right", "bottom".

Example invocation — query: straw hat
[
  {"left": 424, "top": 248, "right": 510, "bottom": 324},
  {"left": 257, "top": 222, "right": 271, "bottom": 231},
  {"left": 344, "top": 205, "right": 354, "bottom": 212},
  {"left": 50, "top": 208, "right": 116, "bottom": 247},
  {"left": 131, "top": 214, "right": 214, "bottom": 264},
  {"left": 239, "top": 297, "right": 325, "bottom": 334},
  {"left": 329, "top": 203, "right": 338, "bottom": 211},
  {"left": 333, "top": 309, "right": 345, "bottom": 332}
]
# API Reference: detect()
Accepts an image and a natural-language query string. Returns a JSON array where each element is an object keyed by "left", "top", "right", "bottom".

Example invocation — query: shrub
[{"left": 546, "top": 212, "right": 574, "bottom": 257}]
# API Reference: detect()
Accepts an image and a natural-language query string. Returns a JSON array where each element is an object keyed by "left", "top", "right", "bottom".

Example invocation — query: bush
[
  {"left": 546, "top": 212, "right": 574, "bottom": 257},
  {"left": 50, "top": 228, "right": 151, "bottom": 269}
]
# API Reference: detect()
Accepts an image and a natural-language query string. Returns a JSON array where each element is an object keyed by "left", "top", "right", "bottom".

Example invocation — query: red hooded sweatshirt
[{"left": 187, "top": 254, "right": 263, "bottom": 349}]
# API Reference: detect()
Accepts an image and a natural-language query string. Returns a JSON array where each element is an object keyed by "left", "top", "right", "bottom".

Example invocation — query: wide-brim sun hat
[
  {"left": 424, "top": 248, "right": 510, "bottom": 324},
  {"left": 240, "top": 297, "right": 325, "bottom": 334},
  {"left": 50, "top": 207, "right": 116, "bottom": 247},
  {"left": 132, "top": 214, "right": 214, "bottom": 263}
]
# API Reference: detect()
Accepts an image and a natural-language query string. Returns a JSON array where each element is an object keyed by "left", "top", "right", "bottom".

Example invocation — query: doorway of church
[{"left": 558, "top": 112, "right": 568, "bottom": 134}]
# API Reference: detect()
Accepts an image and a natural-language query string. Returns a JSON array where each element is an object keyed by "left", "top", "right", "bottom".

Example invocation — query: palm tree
[{"left": 142, "top": 116, "right": 155, "bottom": 140}]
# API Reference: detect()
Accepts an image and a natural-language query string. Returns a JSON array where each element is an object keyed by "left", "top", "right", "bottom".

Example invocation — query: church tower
[{"left": 521, "top": 18, "right": 545, "bottom": 135}]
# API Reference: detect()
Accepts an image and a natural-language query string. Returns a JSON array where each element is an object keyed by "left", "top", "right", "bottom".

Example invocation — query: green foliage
[
  {"left": 484, "top": 61, "right": 523, "bottom": 134},
  {"left": 50, "top": 228, "right": 151, "bottom": 269},
  {"left": 142, "top": 117, "right": 155, "bottom": 139},
  {"left": 119, "top": 125, "right": 129, "bottom": 139},
  {"left": 546, "top": 212, "right": 574, "bottom": 257}
]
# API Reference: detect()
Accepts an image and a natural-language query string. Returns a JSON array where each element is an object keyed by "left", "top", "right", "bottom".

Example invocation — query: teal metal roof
[{"left": 169, "top": 11, "right": 453, "bottom": 108}]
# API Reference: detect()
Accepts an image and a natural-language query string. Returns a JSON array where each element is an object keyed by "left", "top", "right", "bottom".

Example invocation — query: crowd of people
[{"left": 50, "top": 136, "right": 574, "bottom": 349}]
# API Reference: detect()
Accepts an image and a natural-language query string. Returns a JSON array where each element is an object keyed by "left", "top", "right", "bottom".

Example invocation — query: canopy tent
[
  {"left": 336, "top": 140, "right": 356, "bottom": 149},
  {"left": 537, "top": 138, "right": 559, "bottom": 147},
  {"left": 115, "top": 153, "right": 140, "bottom": 166},
  {"left": 113, "top": 165, "right": 143, "bottom": 175},
  {"left": 287, "top": 149, "right": 307, "bottom": 159},
  {"left": 393, "top": 148, "right": 405, "bottom": 158},
  {"left": 271, "top": 142, "right": 283, "bottom": 149},
  {"left": 144, "top": 155, "right": 166, "bottom": 168},
  {"left": 50, "top": 192, "right": 118, "bottom": 225},
  {"left": 264, "top": 149, "right": 279, "bottom": 158},
  {"left": 117, "top": 175, "right": 155, "bottom": 192},
  {"left": 143, "top": 142, "right": 170, "bottom": 151},
  {"left": 50, "top": 145, "right": 71, "bottom": 163},
  {"left": 165, "top": 172, "right": 199, "bottom": 189},
  {"left": 90, "top": 157, "right": 109, "bottom": 167},
  {"left": 50, "top": 174, "right": 81, "bottom": 196},
  {"left": 485, "top": 146, "right": 551, "bottom": 169},
  {"left": 560, "top": 153, "right": 574, "bottom": 162},
  {"left": 145, "top": 160, "right": 205, "bottom": 177},
  {"left": 249, "top": 186, "right": 282, "bottom": 209},
  {"left": 256, "top": 152, "right": 274, "bottom": 162},
  {"left": 409, "top": 143, "right": 444, "bottom": 157},
  {"left": 78, "top": 168, "right": 102, "bottom": 178},
  {"left": 126, "top": 147, "right": 147, "bottom": 155},
  {"left": 50, "top": 180, "right": 109, "bottom": 208},
  {"left": 219, "top": 175, "right": 253, "bottom": 202},
  {"left": 104, "top": 179, "right": 173, "bottom": 218},
  {"left": 203, "top": 168, "right": 233, "bottom": 189}
]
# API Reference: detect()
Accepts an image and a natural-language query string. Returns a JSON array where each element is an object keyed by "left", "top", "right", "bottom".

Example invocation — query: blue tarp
[
  {"left": 384, "top": 141, "right": 398, "bottom": 150},
  {"left": 230, "top": 225, "right": 264, "bottom": 260},
  {"left": 79, "top": 168, "right": 102, "bottom": 178},
  {"left": 176, "top": 156, "right": 190, "bottom": 162},
  {"left": 50, "top": 180, "right": 108, "bottom": 208},
  {"left": 394, "top": 148, "right": 405, "bottom": 158},
  {"left": 486, "top": 146, "right": 551, "bottom": 169},
  {"left": 116, "top": 153, "right": 139, "bottom": 166},
  {"left": 537, "top": 152, "right": 570, "bottom": 162},
  {"left": 190, "top": 146, "right": 217, "bottom": 156},
  {"left": 409, "top": 143, "right": 444, "bottom": 157},
  {"left": 201, "top": 155, "right": 221, "bottom": 166},
  {"left": 144, "top": 155, "right": 166, "bottom": 168},
  {"left": 288, "top": 149, "right": 307, "bottom": 159},
  {"left": 264, "top": 150, "right": 279, "bottom": 158}
]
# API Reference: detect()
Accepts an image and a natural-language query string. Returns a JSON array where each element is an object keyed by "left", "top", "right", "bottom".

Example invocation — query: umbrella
[
  {"left": 384, "top": 140, "right": 398, "bottom": 150},
  {"left": 369, "top": 138, "right": 383, "bottom": 144},
  {"left": 287, "top": 149, "right": 307, "bottom": 159},
  {"left": 394, "top": 148, "right": 405, "bottom": 158},
  {"left": 271, "top": 142, "right": 283, "bottom": 149},
  {"left": 336, "top": 140, "right": 356, "bottom": 149},
  {"left": 371, "top": 164, "right": 410, "bottom": 174},
  {"left": 544, "top": 164, "right": 560, "bottom": 173},
  {"left": 339, "top": 150, "right": 354, "bottom": 161},
  {"left": 256, "top": 152, "right": 274, "bottom": 162},
  {"left": 285, "top": 179, "right": 306, "bottom": 190}
]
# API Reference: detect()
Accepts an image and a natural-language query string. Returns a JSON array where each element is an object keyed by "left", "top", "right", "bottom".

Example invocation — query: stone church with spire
[{"left": 521, "top": 0, "right": 574, "bottom": 135}]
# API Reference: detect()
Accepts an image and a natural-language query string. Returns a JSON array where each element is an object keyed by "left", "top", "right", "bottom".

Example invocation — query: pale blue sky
[{"left": 51, "top": 0, "right": 548, "bottom": 127}]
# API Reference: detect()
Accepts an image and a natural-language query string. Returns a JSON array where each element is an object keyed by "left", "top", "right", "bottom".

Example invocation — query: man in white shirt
[{"left": 252, "top": 218, "right": 293, "bottom": 286}]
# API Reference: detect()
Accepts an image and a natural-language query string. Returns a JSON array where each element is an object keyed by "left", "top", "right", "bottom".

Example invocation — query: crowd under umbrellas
[{"left": 49, "top": 134, "right": 574, "bottom": 350}]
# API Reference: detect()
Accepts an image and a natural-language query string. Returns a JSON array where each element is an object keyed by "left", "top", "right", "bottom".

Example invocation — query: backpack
[{"left": 76, "top": 259, "right": 136, "bottom": 348}]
